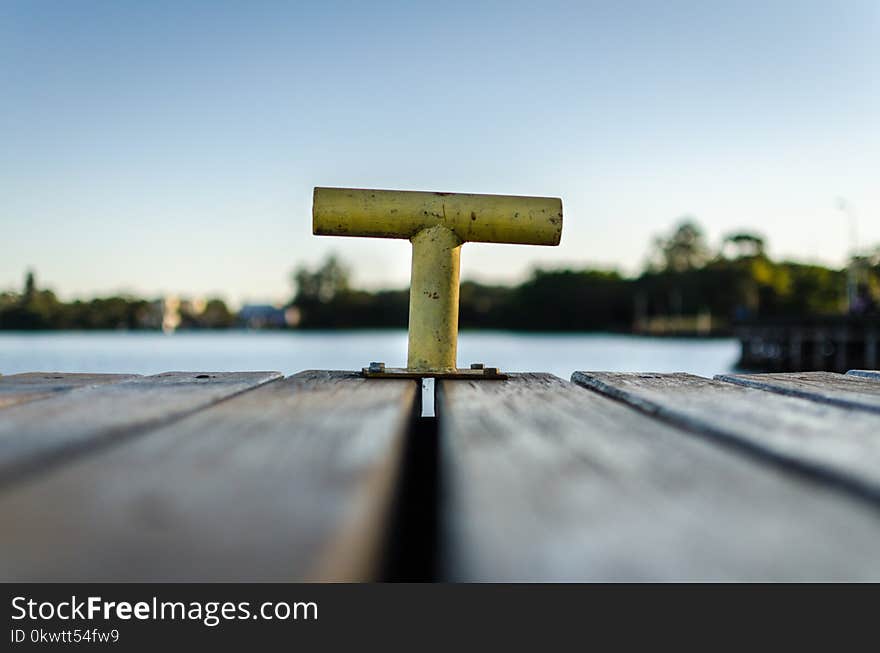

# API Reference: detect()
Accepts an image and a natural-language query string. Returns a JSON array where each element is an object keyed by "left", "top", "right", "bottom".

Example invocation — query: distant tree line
[
  {"left": 3, "top": 219, "right": 878, "bottom": 332},
  {"left": 290, "top": 220, "right": 880, "bottom": 332},
  {"left": 0, "top": 272, "right": 235, "bottom": 330}
]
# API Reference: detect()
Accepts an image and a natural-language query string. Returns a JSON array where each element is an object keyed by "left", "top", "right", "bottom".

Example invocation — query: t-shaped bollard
[{"left": 312, "top": 187, "right": 563, "bottom": 378}]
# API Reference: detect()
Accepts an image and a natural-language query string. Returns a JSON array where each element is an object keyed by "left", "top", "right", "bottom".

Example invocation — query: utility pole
[{"left": 836, "top": 197, "right": 860, "bottom": 312}]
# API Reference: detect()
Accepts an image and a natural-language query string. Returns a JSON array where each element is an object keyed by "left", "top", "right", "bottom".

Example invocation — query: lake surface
[{"left": 0, "top": 331, "right": 740, "bottom": 380}]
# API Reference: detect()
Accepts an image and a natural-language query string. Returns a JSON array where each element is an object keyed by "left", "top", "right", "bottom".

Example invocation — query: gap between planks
[
  {"left": 715, "top": 371, "right": 880, "bottom": 414},
  {"left": 572, "top": 371, "right": 880, "bottom": 507}
]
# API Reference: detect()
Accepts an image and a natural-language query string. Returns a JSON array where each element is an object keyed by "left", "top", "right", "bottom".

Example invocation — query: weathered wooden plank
[
  {"left": 0, "top": 371, "right": 417, "bottom": 581},
  {"left": 715, "top": 371, "right": 880, "bottom": 414},
  {"left": 439, "top": 374, "right": 880, "bottom": 581},
  {"left": 848, "top": 370, "right": 880, "bottom": 380},
  {"left": 572, "top": 371, "right": 880, "bottom": 503},
  {"left": 0, "top": 371, "right": 281, "bottom": 482},
  {"left": 0, "top": 372, "right": 139, "bottom": 409}
]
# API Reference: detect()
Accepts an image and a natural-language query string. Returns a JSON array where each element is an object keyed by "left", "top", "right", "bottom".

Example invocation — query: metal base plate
[{"left": 362, "top": 367, "right": 508, "bottom": 380}]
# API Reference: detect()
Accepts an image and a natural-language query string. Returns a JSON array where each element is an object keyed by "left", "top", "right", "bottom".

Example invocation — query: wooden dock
[{"left": 1, "top": 368, "right": 880, "bottom": 581}]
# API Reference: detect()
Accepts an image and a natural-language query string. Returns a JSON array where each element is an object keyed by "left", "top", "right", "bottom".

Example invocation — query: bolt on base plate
[{"left": 362, "top": 362, "right": 508, "bottom": 380}]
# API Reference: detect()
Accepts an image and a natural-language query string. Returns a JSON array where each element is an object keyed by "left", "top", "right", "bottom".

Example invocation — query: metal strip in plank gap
[
  {"left": 0, "top": 371, "right": 417, "bottom": 581},
  {"left": 572, "top": 371, "right": 880, "bottom": 505},
  {"left": 0, "top": 371, "right": 281, "bottom": 484},
  {"left": 715, "top": 371, "right": 880, "bottom": 414},
  {"left": 848, "top": 370, "right": 880, "bottom": 380},
  {"left": 0, "top": 373, "right": 140, "bottom": 409},
  {"left": 438, "top": 374, "right": 880, "bottom": 581}
]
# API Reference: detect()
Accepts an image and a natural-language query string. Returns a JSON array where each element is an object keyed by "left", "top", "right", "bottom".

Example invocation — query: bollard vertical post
[{"left": 408, "top": 225, "right": 462, "bottom": 371}]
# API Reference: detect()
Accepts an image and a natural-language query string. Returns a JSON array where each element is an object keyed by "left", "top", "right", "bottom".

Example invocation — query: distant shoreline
[{"left": 0, "top": 328, "right": 736, "bottom": 341}]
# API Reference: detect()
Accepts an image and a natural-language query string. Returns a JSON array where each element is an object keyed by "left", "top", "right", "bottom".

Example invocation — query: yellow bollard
[{"left": 312, "top": 187, "right": 563, "bottom": 378}]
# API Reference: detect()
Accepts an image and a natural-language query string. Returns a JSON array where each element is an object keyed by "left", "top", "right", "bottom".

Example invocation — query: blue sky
[{"left": 2, "top": 1, "right": 878, "bottom": 305}]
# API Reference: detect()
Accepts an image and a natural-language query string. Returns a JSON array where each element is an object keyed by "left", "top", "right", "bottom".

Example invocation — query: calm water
[{"left": 0, "top": 331, "right": 739, "bottom": 380}]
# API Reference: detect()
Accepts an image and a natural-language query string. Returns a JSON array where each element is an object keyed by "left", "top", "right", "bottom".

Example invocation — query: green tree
[
  {"left": 293, "top": 255, "right": 350, "bottom": 303},
  {"left": 24, "top": 269, "right": 36, "bottom": 302},
  {"left": 200, "top": 298, "right": 235, "bottom": 328},
  {"left": 650, "top": 219, "right": 711, "bottom": 272}
]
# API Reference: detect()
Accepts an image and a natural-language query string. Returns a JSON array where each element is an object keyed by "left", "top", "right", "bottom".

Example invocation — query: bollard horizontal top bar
[{"left": 313, "top": 187, "right": 562, "bottom": 246}]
